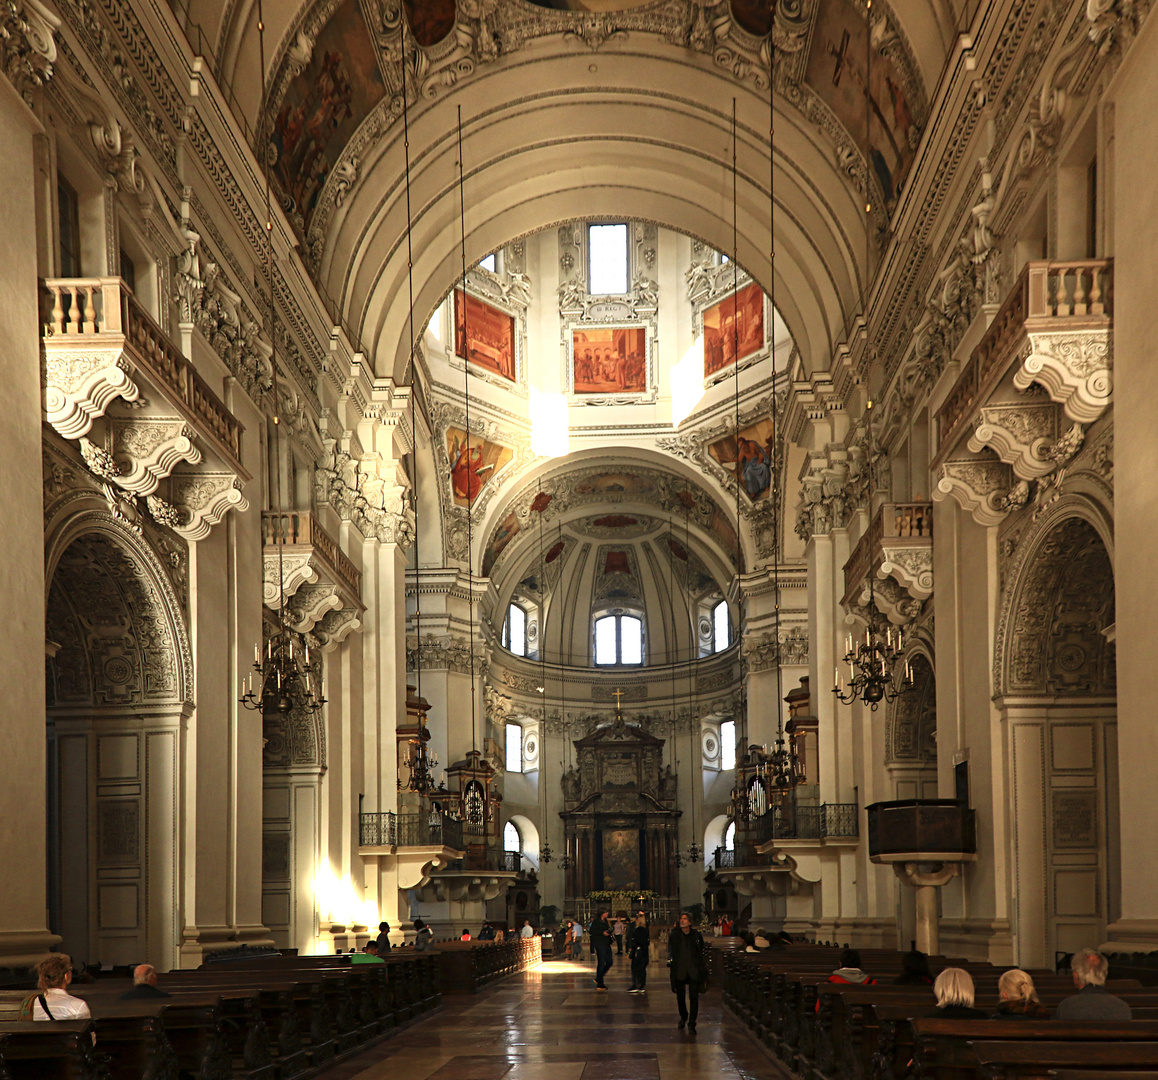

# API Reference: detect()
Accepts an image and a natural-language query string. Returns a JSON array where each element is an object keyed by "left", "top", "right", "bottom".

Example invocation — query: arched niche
[
  {"left": 885, "top": 651, "right": 936, "bottom": 796},
  {"left": 43, "top": 515, "right": 191, "bottom": 973},
  {"left": 995, "top": 505, "right": 1118, "bottom": 970}
]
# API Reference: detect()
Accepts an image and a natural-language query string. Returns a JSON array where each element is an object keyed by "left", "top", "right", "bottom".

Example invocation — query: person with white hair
[
  {"left": 120, "top": 963, "right": 170, "bottom": 999},
  {"left": 932, "top": 967, "right": 987, "bottom": 1019},
  {"left": 1055, "top": 949, "right": 1132, "bottom": 1020}
]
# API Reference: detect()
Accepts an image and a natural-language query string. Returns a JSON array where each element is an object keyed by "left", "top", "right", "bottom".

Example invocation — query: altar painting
[
  {"left": 602, "top": 829, "right": 641, "bottom": 891},
  {"left": 446, "top": 427, "right": 512, "bottom": 508},
  {"left": 454, "top": 290, "right": 516, "bottom": 382},
  {"left": 271, "top": 0, "right": 385, "bottom": 231},
  {"left": 709, "top": 417, "right": 777, "bottom": 500},
  {"left": 703, "top": 282, "right": 765, "bottom": 376},
  {"left": 571, "top": 327, "right": 647, "bottom": 394}
]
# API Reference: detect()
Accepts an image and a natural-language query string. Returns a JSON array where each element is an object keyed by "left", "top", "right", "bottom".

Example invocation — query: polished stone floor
[{"left": 331, "top": 954, "right": 788, "bottom": 1080}]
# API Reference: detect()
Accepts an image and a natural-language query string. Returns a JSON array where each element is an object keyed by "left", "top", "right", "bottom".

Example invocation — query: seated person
[
  {"left": 743, "top": 932, "right": 759, "bottom": 953},
  {"left": 828, "top": 948, "right": 876, "bottom": 985},
  {"left": 460, "top": 928, "right": 472, "bottom": 941},
  {"left": 29, "top": 954, "right": 91, "bottom": 1020},
  {"left": 352, "top": 941, "right": 385, "bottom": 964},
  {"left": 753, "top": 928, "right": 772, "bottom": 950},
  {"left": 894, "top": 949, "right": 934, "bottom": 986},
  {"left": 933, "top": 967, "right": 988, "bottom": 1018},
  {"left": 992, "top": 968, "right": 1049, "bottom": 1019},
  {"left": 1055, "top": 949, "right": 1132, "bottom": 1020},
  {"left": 120, "top": 963, "right": 171, "bottom": 998}
]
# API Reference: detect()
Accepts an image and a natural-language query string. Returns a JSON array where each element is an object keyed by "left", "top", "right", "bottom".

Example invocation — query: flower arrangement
[{"left": 586, "top": 890, "right": 657, "bottom": 904}]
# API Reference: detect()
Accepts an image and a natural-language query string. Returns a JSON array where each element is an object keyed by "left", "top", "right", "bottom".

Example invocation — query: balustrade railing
[
  {"left": 262, "top": 510, "right": 362, "bottom": 598},
  {"left": 843, "top": 502, "right": 933, "bottom": 600},
  {"left": 935, "top": 258, "right": 1113, "bottom": 454},
  {"left": 359, "top": 811, "right": 464, "bottom": 851},
  {"left": 752, "top": 802, "right": 860, "bottom": 847},
  {"left": 359, "top": 811, "right": 396, "bottom": 847},
  {"left": 42, "top": 277, "right": 244, "bottom": 471}
]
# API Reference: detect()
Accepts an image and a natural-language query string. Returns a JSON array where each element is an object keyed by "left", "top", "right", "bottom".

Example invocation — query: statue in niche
[
  {"left": 562, "top": 766, "right": 582, "bottom": 804},
  {"left": 660, "top": 765, "right": 677, "bottom": 803}
]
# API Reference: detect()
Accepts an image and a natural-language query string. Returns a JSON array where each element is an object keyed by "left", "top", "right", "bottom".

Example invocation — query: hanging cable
[
  {"left": 456, "top": 107, "right": 479, "bottom": 769},
  {"left": 537, "top": 478, "right": 552, "bottom": 863},
  {"left": 400, "top": 10, "right": 423, "bottom": 706}
]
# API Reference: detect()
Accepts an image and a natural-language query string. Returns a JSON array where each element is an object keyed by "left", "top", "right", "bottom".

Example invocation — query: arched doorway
[
  {"left": 996, "top": 511, "right": 1118, "bottom": 968},
  {"left": 45, "top": 520, "right": 190, "bottom": 972}
]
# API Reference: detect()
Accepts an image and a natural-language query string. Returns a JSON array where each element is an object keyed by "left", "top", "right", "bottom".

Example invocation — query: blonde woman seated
[
  {"left": 992, "top": 969, "right": 1050, "bottom": 1020},
  {"left": 932, "top": 967, "right": 988, "bottom": 1019},
  {"left": 29, "top": 954, "right": 91, "bottom": 1021}
]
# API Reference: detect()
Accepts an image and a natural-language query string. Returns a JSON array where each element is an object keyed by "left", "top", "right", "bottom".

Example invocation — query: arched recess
[
  {"left": 704, "top": 812, "right": 730, "bottom": 867},
  {"left": 506, "top": 812, "right": 540, "bottom": 870},
  {"left": 995, "top": 501, "right": 1118, "bottom": 969},
  {"left": 44, "top": 512, "right": 192, "bottom": 973}
]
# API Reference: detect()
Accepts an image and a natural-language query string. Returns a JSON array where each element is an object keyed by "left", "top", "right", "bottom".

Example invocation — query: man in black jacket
[
  {"left": 119, "top": 964, "right": 170, "bottom": 999},
  {"left": 668, "top": 912, "right": 708, "bottom": 1032},
  {"left": 627, "top": 911, "right": 650, "bottom": 993},
  {"left": 590, "top": 910, "right": 613, "bottom": 990}
]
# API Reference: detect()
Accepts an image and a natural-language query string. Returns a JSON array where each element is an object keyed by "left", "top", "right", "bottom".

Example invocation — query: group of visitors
[{"left": 825, "top": 946, "right": 1133, "bottom": 1020}]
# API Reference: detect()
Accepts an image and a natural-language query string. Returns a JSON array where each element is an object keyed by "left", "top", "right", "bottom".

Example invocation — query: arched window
[
  {"left": 593, "top": 613, "right": 644, "bottom": 666},
  {"left": 479, "top": 252, "right": 496, "bottom": 273},
  {"left": 724, "top": 821, "right": 736, "bottom": 852},
  {"left": 712, "top": 599, "right": 730, "bottom": 653},
  {"left": 504, "top": 820, "right": 521, "bottom": 853},
  {"left": 504, "top": 602, "right": 528, "bottom": 656}
]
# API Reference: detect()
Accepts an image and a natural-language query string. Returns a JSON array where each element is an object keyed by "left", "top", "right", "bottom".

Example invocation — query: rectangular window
[
  {"left": 594, "top": 616, "right": 618, "bottom": 665},
  {"left": 505, "top": 722, "right": 523, "bottom": 774},
  {"left": 588, "top": 223, "right": 628, "bottom": 295},
  {"left": 620, "top": 615, "right": 643, "bottom": 665},
  {"left": 713, "top": 601, "right": 729, "bottom": 653},
  {"left": 506, "top": 604, "right": 527, "bottom": 656},
  {"left": 119, "top": 249, "right": 136, "bottom": 293},
  {"left": 720, "top": 720, "right": 737, "bottom": 771},
  {"left": 57, "top": 176, "right": 81, "bottom": 278}
]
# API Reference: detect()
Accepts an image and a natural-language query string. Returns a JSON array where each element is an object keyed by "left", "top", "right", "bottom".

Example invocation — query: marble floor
[{"left": 329, "top": 954, "right": 788, "bottom": 1080}]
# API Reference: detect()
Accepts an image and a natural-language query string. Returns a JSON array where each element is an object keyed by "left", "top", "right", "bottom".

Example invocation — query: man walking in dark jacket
[
  {"left": 590, "top": 910, "right": 613, "bottom": 990},
  {"left": 627, "top": 911, "right": 650, "bottom": 993},
  {"left": 668, "top": 912, "right": 709, "bottom": 1032}
]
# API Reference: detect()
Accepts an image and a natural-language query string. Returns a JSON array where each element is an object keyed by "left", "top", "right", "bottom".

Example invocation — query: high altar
[{"left": 560, "top": 712, "right": 682, "bottom": 904}]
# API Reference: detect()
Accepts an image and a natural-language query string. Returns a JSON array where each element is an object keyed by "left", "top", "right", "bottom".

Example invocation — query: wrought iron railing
[
  {"left": 754, "top": 802, "right": 860, "bottom": 846},
  {"left": 359, "top": 811, "right": 395, "bottom": 847},
  {"left": 359, "top": 811, "right": 464, "bottom": 851}
]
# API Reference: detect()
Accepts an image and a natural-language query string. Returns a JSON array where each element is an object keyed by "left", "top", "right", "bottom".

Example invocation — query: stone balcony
[
  {"left": 262, "top": 510, "right": 364, "bottom": 649},
  {"left": 41, "top": 277, "right": 249, "bottom": 539},
  {"left": 932, "top": 259, "right": 1112, "bottom": 526},
  {"left": 842, "top": 502, "right": 933, "bottom": 623},
  {"left": 358, "top": 811, "right": 467, "bottom": 892}
]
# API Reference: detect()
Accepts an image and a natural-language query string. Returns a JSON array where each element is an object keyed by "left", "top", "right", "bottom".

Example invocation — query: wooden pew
[
  {"left": 0, "top": 1020, "right": 104, "bottom": 1080},
  {"left": 973, "top": 1042, "right": 1158, "bottom": 1080}
]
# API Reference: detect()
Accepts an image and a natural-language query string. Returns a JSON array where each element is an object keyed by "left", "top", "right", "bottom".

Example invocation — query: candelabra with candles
[
  {"left": 401, "top": 734, "right": 439, "bottom": 795},
  {"left": 240, "top": 624, "right": 326, "bottom": 716},
  {"left": 833, "top": 623, "right": 913, "bottom": 709}
]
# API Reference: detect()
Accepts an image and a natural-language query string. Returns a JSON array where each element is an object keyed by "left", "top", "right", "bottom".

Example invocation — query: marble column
[{"left": 0, "top": 78, "right": 62, "bottom": 966}]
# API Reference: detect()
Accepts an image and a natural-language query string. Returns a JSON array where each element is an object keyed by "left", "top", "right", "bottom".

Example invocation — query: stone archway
[
  {"left": 996, "top": 510, "right": 1118, "bottom": 968},
  {"left": 45, "top": 518, "right": 191, "bottom": 972}
]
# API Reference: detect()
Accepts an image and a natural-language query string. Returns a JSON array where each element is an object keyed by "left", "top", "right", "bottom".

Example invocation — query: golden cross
[{"left": 613, "top": 687, "right": 624, "bottom": 713}]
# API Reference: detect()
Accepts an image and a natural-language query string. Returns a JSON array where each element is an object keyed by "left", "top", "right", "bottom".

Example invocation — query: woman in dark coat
[{"left": 667, "top": 912, "right": 709, "bottom": 1032}]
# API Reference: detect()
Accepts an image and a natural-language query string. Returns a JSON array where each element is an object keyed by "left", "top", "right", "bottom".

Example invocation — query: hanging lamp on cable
[
  {"left": 832, "top": 0, "right": 913, "bottom": 712},
  {"left": 557, "top": 521, "right": 573, "bottom": 874},
  {"left": 239, "top": 0, "right": 325, "bottom": 720},
  {"left": 536, "top": 479, "right": 553, "bottom": 864}
]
